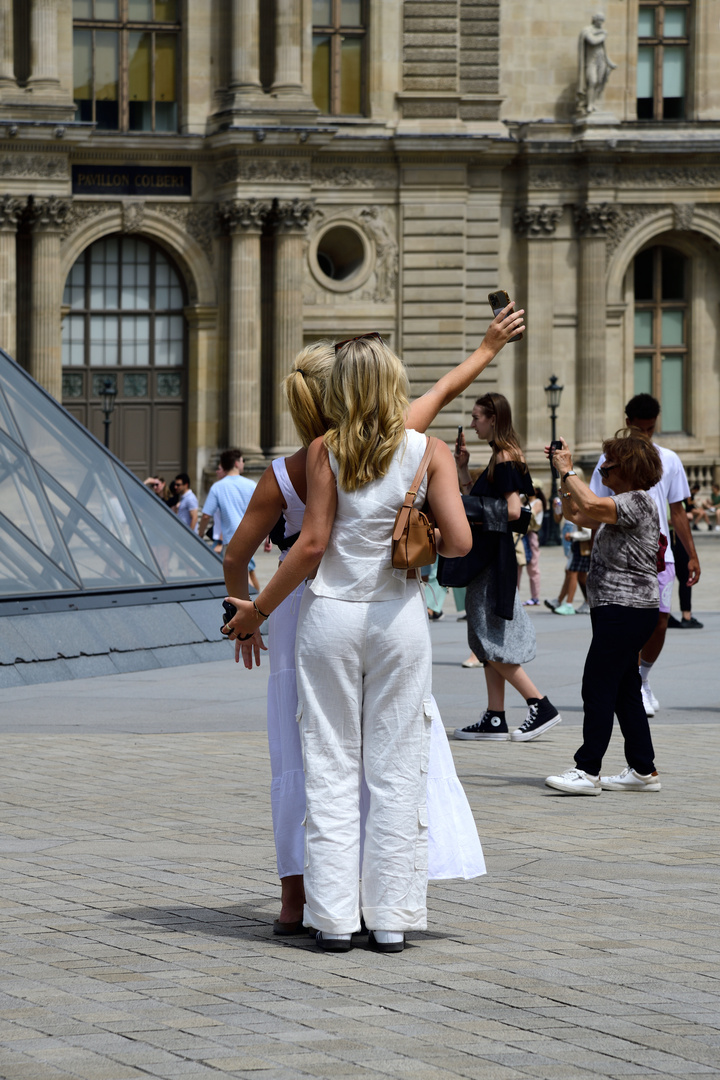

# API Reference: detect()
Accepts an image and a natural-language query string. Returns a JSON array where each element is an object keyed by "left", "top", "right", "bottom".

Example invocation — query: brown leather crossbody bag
[{"left": 391, "top": 437, "right": 437, "bottom": 570}]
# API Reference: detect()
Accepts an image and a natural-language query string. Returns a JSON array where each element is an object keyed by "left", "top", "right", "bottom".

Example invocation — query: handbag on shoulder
[{"left": 391, "top": 437, "right": 437, "bottom": 570}]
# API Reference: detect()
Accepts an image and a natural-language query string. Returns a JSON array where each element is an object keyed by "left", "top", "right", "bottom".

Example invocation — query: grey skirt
[{"left": 466, "top": 564, "right": 537, "bottom": 665}]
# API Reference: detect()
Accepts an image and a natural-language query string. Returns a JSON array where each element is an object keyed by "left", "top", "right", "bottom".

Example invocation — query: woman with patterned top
[{"left": 544, "top": 430, "right": 664, "bottom": 795}]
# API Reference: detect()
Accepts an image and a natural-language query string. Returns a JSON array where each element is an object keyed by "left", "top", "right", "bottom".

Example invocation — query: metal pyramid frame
[{"left": 0, "top": 347, "right": 223, "bottom": 604}]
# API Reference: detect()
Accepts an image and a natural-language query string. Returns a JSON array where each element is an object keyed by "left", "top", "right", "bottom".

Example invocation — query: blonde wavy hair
[
  {"left": 324, "top": 336, "right": 409, "bottom": 492},
  {"left": 282, "top": 340, "right": 335, "bottom": 448}
]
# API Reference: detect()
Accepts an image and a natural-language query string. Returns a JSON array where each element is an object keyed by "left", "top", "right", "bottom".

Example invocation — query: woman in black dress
[{"left": 453, "top": 393, "right": 561, "bottom": 743}]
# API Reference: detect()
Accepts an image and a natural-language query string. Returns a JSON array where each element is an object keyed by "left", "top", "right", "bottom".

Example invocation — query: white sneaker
[
  {"left": 644, "top": 682, "right": 659, "bottom": 711},
  {"left": 641, "top": 684, "right": 655, "bottom": 717},
  {"left": 545, "top": 768, "right": 601, "bottom": 795},
  {"left": 577, "top": 601, "right": 590, "bottom": 614},
  {"left": 600, "top": 767, "right": 661, "bottom": 792}
]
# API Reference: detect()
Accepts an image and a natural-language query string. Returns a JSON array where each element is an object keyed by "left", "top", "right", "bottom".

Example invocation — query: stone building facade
[{"left": 0, "top": 0, "right": 718, "bottom": 490}]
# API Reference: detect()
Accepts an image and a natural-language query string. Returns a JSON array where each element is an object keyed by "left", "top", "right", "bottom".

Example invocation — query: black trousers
[
  {"left": 671, "top": 531, "right": 691, "bottom": 613},
  {"left": 575, "top": 604, "right": 659, "bottom": 777}
]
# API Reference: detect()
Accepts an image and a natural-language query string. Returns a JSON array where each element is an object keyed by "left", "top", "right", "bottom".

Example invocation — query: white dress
[{"left": 266, "top": 455, "right": 485, "bottom": 882}]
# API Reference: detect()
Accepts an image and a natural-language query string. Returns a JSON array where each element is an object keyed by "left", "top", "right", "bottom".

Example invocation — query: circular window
[{"left": 309, "top": 221, "right": 374, "bottom": 293}]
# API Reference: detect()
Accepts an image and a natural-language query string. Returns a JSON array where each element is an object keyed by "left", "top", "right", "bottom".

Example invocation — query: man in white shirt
[
  {"left": 589, "top": 394, "right": 700, "bottom": 717},
  {"left": 198, "top": 448, "right": 259, "bottom": 588},
  {"left": 172, "top": 473, "right": 199, "bottom": 533}
]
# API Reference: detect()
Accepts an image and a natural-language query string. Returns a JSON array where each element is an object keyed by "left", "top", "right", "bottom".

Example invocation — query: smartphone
[
  {"left": 549, "top": 439, "right": 563, "bottom": 480},
  {"left": 488, "top": 290, "right": 522, "bottom": 342},
  {"left": 221, "top": 599, "right": 237, "bottom": 631},
  {"left": 455, "top": 424, "right": 463, "bottom": 453}
]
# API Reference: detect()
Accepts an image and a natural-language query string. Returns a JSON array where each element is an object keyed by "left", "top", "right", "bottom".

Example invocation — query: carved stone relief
[
  {"left": 672, "top": 203, "right": 695, "bottom": 232},
  {"left": 122, "top": 200, "right": 145, "bottom": 234},
  {"left": 0, "top": 194, "right": 26, "bottom": 230},
  {"left": 603, "top": 204, "right": 666, "bottom": 264},
  {"left": 528, "top": 167, "right": 578, "bottom": 190},
  {"left": 312, "top": 164, "right": 396, "bottom": 189},
  {"left": 0, "top": 154, "right": 68, "bottom": 179},
  {"left": 60, "top": 201, "right": 113, "bottom": 241},
  {"left": 219, "top": 198, "right": 271, "bottom": 235},
  {"left": 215, "top": 156, "right": 311, "bottom": 186},
  {"left": 273, "top": 199, "right": 315, "bottom": 233},
  {"left": 573, "top": 202, "right": 618, "bottom": 238},
  {"left": 29, "top": 196, "right": 72, "bottom": 231},
  {"left": 304, "top": 205, "right": 398, "bottom": 305},
  {"left": 513, "top": 205, "right": 563, "bottom": 236},
  {"left": 155, "top": 202, "right": 220, "bottom": 264},
  {"left": 614, "top": 166, "right": 720, "bottom": 188}
]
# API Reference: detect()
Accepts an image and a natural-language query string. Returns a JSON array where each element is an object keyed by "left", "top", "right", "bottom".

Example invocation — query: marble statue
[{"left": 577, "top": 13, "right": 617, "bottom": 116}]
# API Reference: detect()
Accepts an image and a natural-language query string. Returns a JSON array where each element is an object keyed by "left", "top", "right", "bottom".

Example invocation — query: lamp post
[
  {"left": 100, "top": 377, "right": 117, "bottom": 449},
  {"left": 544, "top": 374, "right": 564, "bottom": 545}
]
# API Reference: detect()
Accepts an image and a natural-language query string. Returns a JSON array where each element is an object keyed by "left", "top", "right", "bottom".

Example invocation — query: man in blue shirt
[
  {"left": 173, "top": 473, "right": 199, "bottom": 532},
  {"left": 198, "top": 448, "right": 259, "bottom": 588}
]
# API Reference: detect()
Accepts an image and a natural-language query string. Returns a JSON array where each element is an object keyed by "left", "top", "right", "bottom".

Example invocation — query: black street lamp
[
  {"left": 544, "top": 374, "right": 564, "bottom": 545},
  {"left": 101, "top": 377, "right": 117, "bottom": 449}
]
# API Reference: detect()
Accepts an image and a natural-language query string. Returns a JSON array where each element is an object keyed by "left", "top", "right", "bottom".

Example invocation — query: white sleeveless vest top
[
  {"left": 309, "top": 429, "right": 429, "bottom": 602},
  {"left": 271, "top": 457, "right": 306, "bottom": 563}
]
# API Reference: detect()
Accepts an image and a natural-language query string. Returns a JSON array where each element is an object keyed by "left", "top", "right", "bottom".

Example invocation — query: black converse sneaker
[
  {"left": 453, "top": 712, "right": 509, "bottom": 741},
  {"left": 510, "top": 697, "right": 562, "bottom": 742}
]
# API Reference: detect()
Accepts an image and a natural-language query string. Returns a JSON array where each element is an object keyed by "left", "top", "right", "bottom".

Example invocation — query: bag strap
[{"left": 392, "top": 437, "right": 437, "bottom": 542}]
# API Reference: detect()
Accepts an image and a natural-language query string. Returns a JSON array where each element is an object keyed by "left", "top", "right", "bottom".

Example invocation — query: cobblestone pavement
[{"left": 1, "top": 542, "right": 719, "bottom": 1080}]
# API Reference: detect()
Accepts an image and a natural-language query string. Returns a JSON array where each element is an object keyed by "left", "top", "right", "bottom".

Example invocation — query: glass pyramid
[{"left": 0, "top": 348, "right": 223, "bottom": 600}]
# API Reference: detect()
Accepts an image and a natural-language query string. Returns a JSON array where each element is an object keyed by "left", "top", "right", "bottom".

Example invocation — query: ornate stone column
[
  {"left": 184, "top": 303, "right": 219, "bottom": 491},
  {"left": 271, "top": 0, "right": 304, "bottom": 98},
  {"left": 0, "top": 196, "right": 25, "bottom": 358},
  {"left": 28, "top": 0, "right": 59, "bottom": 90},
  {"left": 272, "top": 199, "right": 313, "bottom": 454},
  {"left": 229, "top": 0, "right": 262, "bottom": 101},
  {"left": 513, "top": 205, "right": 563, "bottom": 451},
  {"left": 0, "top": 0, "right": 17, "bottom": 89},
  {"left": 220, "top": 199, "right": 271, "bottom": 464},
  {"left": 29, "top": 197, "right": 70, "bottom": 400},
  {"left": 573, "top": 203, "right": 616, "bottom": 456}
]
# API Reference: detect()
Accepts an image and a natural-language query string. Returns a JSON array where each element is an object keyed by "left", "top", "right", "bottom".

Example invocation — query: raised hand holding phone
[{"left": 488, "top": 290, "right": 523, "bottom": 342}]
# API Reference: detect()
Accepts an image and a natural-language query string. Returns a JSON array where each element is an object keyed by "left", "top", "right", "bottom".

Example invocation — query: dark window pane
[
  {"left": 661, "top": 248, "right": 685, "bottom": 300},
  {"left": 75, "top": 99, "right": 93, "bottom": 123},
  {"left": 96, "top": 100, "right": 119, "bottom": 129},
  {"left": 312, "top": 34, "right": 331, "bottom": 112},
  {"left": 634, "top": 248, "right": 654, "bottom": 300},
  {"left": 663, "top": 96, "right": 685, "bottom": 120},
  {"left": 637, "top": 97, "right": 654, "bottom": 119}
]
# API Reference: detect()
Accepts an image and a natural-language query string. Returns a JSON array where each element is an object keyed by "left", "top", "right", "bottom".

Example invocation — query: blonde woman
[{"left": 224, "top": 335, "right": 491, "bottom": 953}]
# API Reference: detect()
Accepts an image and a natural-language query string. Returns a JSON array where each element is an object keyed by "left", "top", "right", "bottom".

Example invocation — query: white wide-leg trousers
[{"left": 296, "top": 587, "right": 432, "bottom": 935}]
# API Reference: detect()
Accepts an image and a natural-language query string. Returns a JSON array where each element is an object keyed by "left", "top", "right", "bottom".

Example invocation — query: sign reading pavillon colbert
[{"left": 72, "top": 165, "right": 192, "bottom": 197}]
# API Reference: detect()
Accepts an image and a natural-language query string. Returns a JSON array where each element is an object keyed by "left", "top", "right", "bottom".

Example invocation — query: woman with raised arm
[
  {"left": 223, "top": 311, "right": 522, "bottom": 934},
  {"left": 225, "top": 334, "right": 474, "bottom": 953},
  {"left": 452, "top": 393, "right": 562, "bottom": 743}
]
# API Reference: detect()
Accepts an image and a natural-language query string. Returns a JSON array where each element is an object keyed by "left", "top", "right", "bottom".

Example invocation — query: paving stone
[{"left": 0, "top": 571, "right": 719, "bottom": 1079}]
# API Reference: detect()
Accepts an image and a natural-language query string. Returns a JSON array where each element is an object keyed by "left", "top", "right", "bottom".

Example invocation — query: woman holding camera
[
  {"left": 453, "top": 393, "right": 561, "bottom": 743},
  {"left": 544, "top": 431, "right": 663, "bottom": 795}
]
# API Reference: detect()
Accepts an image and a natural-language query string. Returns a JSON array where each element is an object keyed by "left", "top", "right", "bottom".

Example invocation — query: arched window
[
  {"left": 61, "top": 236, "right": 186, "bottom": 478},
  {"left": 633, "top": 245, "right": 688, "bottom": 433}
]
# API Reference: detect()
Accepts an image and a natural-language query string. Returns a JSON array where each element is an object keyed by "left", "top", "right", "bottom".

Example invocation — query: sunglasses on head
[
  {"left": 599, "top": 463, "right": 618, "bottom": 479},
  {"left": 334, "top": 331, "right": 384, "bottom": 355}
]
